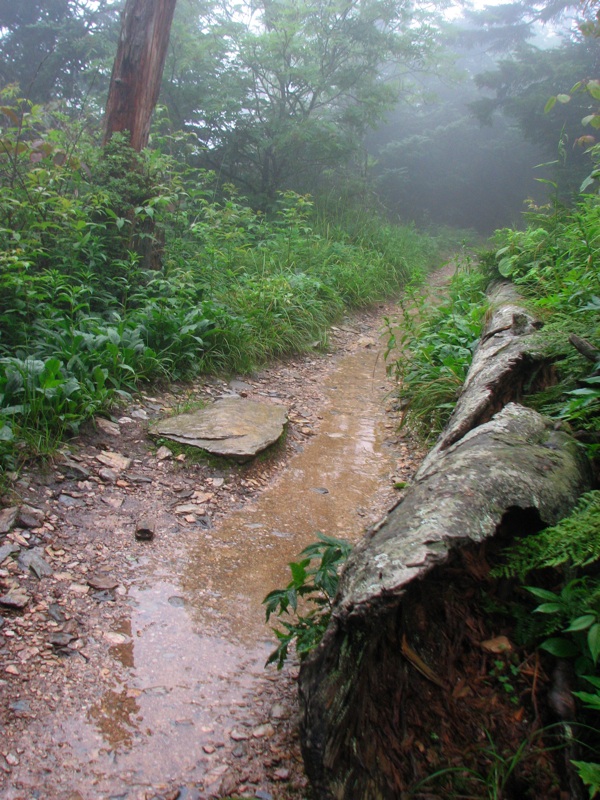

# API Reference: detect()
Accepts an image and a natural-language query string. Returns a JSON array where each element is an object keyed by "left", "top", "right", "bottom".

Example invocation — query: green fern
[{"left": 494, "top": 491, "right": 600, "bottom": 581}]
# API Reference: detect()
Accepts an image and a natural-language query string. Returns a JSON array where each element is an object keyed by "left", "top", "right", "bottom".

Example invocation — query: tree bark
[
  {"left": 103, "top": 0, "right": 177, "bottom": 151},
  {"left": 298, "top": 284, "right": 594, "bottom": 799}
]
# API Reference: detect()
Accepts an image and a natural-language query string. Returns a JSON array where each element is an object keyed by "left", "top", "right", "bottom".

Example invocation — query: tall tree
[{"left": 104, "top": 0, "right": 177, "bottom": 150}]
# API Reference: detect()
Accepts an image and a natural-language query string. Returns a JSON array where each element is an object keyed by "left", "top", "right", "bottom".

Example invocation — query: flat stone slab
[{"left": 154, "top": 398, "right": 287, "bottom": 459}]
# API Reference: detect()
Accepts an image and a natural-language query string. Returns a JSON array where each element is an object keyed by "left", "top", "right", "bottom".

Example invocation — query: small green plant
[
  {"left": 263, "top": 533, "right": 351, "bottom": 669},
  {"left": 490, "top": 657, "right": 521, "bottom": 706}
]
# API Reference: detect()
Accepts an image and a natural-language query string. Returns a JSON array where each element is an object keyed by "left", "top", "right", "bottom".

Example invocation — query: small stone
[
  {"left": 481, "top": 635, "right": 513, "bottom": 654},
  {"left": 270, "top": 704, "right": 288, "bottom": 720},
  {"left": 95, "top": 417, "right": 121, "bottom": 437},
  {"left": 87, "top": 574, "right": 119, "bottom": 591},
  {"left": 174, "top": 504, "right": 199, "bottom": 515},
  {"left": 135, "top": 517, "right": 155, "bottom": 541},
  {"left": 202, "top": 744, "right": 216, "bottom": 754},
  {"left": 252, "top": 723, "right": 274, "bottom": 739},
  {"left": 101, "top": 496, "right": 123, "bottom": 510},
  {"left": 131, "top": 408, "right": 148, "bottom": 420},
  {"left": 211, "top": 477, "right": 225, "bottom": 488},
  {"left": 272, "top": 767, "right": 290, "bottom": 781},
  {"left": 0, "top": 543, "right": 19, "bottom": 565},
  {"left": 68, "top": 583, "right": 89, "bottom": 595},
  {"left": 0, "top": 507, "right": 18, "bottom": 535},
  {"left": 58, "top": 494, "right": 84, "bottom": 508},
  {"left": 17, "top": 504, "right": 46, "bottom": 529},
  {"left": 357, "top": 335, "right": 376, "bottom": 348},
  {"left": 49, "top": 632, "right": 77, "bottom": 647},
  {"left": 96, "top": 451, "right": 131, "bottom": 472},
  {"left": 98, "top": 468, "right": 118, "bottom": 484},
  {"left": 219, "top": 772, "right": 238, "bottom": 795},
  {"left": 48, "top": 603, "right": 66, "bottom": 623},
  {"left": 58, "top": 460, "right": 91, "bottom": 480},
  {"left": 18, "top": 548, "right": 53, "bottom": 579},
  {"left": 9, "top": 699, "right": 30, "bottom": 715},
  {"left": 192, "top": 491, "right": 213, "bottom": 504},
  {"left": 4, "top": 753, "right": 19, "bottom": 767},
  {"left": 5, "top": 665, "right": 19, "bottom": 675},
  {"left": 230, "top": 729, "right": 250, "bottom": 741},
  {"left": 92, "top": 590, "right": 115, "bottom": 603},
  {"left": 156, "top": 445, "right": 173, "bottom": 461},
  {"left": 0, "top": 588, "right": 29, "bottom": 610},
  {"left": 104, "top": 631, "right": 128, "bottom": 645},
  {"left": 311, "top": 487, "right": 329, "bottom": 495}
]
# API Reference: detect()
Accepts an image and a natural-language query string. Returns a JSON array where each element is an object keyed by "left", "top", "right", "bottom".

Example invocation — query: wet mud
[{"left": 0, "top": 309, "right": 423, "bottom": 800}]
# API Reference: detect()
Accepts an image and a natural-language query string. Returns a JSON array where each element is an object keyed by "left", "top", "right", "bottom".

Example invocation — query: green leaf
[
  {"left": 556, "top": 94, "right": 571, "bottom": 104},
  {"left": 540, "top": 637, "right": 579, "bottom": 658},
  {"left": 564, "top": 615, "right": 596, "bottom": 632},
  {"left": 544, "top": 96, "right": 557, "bottom": 113},
  {"left": 535, "top": 602, "right": 564, "bottom": 614},
  {"left": 573, "top": 690, "right": 600, "bottom": 710},
  {"left": 571, "top": 761, "right": 600, "bottom": 798},
  {"left": 526, "top": 586, "right": 561, "bottom": 602},
  {"left": 588, "top": 623, "right": 600, "bottom": 664}
]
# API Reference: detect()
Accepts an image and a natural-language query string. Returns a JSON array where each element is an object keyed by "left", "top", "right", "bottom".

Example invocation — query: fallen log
[{"left": 298, "top": 284, "right": 594, "bottom": 799}]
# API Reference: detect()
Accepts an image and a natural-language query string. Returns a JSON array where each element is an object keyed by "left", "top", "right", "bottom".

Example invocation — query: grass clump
[{"left": 384, "top": 258, "right": 489, "bottom": 440}]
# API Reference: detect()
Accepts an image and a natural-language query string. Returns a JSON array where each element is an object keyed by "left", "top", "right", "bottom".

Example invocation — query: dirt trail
[{"left": 0, "top": 298, "right": 425, "bottom": 800}]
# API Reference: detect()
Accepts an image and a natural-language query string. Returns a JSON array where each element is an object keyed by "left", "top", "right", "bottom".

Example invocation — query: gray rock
[
  {"left": 18, "top": 548, "right": 53, "bottom": 579},
  {"left": 98, "top": 467, "right": 118, "bottom": 483},
  {"left": 154, "top": 398, "right": 287, "bottom": 459},
  {"left": 17, "top": 504, "right": 45, "bottom": 529},
  {"left": 0, "top": 507, "right": 18, "bottom": 535},
  {"left": 58, "top": 494, "right": 84, "bottom": 508},
  {"left": 0, "top": 587, "right": 29, "bottom": 609},
  {"left": 95, "top": 417, "right": 121, "bottom": 437},
  {"left": 58, "top": 459, "right": 91, "bottom": 480},
  {"left": 48, "top": 603, "right": 66, "bottom": 623},
  {"left": 0, "top": 543, "right": 19, "bottom": 565}
]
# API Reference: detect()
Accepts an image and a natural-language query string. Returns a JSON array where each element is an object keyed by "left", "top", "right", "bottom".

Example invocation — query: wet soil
[{"left": 0, "top": 301, "right": 425, "bottom": 800}]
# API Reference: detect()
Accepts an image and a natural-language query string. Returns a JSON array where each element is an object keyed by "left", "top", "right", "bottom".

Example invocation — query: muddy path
[{"left": 0, "top": 298, "right": 426, "bottom": 800}]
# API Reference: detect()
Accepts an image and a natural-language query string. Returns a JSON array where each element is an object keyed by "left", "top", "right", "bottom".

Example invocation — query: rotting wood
[{"left": 298, "top": 283, "right": 594, "bottom": 800}]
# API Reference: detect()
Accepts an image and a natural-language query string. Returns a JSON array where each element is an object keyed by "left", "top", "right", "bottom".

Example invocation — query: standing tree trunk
[{"left": 104, "top": 0, "right": 177, "bottom": 151}]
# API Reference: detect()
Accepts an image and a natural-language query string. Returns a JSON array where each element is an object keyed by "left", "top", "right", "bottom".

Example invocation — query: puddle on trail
[{"left": 55, "top": 340, "right": 399, "bottom": 794}]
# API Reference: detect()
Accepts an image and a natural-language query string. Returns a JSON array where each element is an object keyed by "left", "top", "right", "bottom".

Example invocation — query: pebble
[
  {"left": 252, "top": 723, "right": 275, "bottom": 739},
  {"left": 98, "top": 467, "right": 118, "bottom": 483},
  {"left": 230, "top": 729, "right": 250, "bottom": 741},
  {"left": 95, "top": 418, "right": 121, "bottom": 437},
  {"left": 4, "top": 752, "right": 19, "bottom": 767},
  {"left": 270, "top": 704, "right": 288, "bottom": 720},
  {"left": 0, "top": 507, "right": 18, "bottom": 535},
  {"left": 272, "top": 767, "right": 290, "bottom": 781},
  {"left": 0, "top": 588, "right": 30, "bottom": 610},
  {"left": 156, "top": 446, "right": 173, "bottom": 461}
]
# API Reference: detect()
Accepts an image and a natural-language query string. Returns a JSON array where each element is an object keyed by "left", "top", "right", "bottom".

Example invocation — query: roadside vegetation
[
  {"left": 0, "top": 97, "right": 441, "bottom": 476},
  {"left": 380, "top": 155, "right": 600, "bottom": 796}
]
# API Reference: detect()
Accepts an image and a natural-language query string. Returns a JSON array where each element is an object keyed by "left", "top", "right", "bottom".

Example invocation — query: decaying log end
[{"left": 298, "top": 281, "right": 594, "bottom": 800}]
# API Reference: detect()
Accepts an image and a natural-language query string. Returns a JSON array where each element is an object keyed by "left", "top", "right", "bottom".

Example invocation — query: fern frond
[{"left": 494, "top": 491, "right": 600, "bottom": 580}]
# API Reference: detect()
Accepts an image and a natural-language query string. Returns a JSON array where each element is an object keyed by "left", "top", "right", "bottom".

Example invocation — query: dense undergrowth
[{"left": 0, "top": 95, "right": 442, "bottom": 474}]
